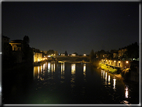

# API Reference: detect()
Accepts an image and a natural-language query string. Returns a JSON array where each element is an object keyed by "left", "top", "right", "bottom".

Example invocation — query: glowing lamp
[{"left": 126, "top": 61, "right": 129, "bottom": 63}]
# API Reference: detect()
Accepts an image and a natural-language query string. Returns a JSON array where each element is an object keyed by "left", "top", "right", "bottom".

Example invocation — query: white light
[
  {"left": 83, "top": 64, "right": 86, "bottom": 72},
  {"left": 125, "top": 85, "right": 129, "bottom": 98},
  {"left": 48, "top": 63, "right": 50, "bottom": 72},
  {"left": 0, "top": 86, "right": 1, "bottom": 92},
  {"left": 113, "top": 78, "right": 116, "bottom": 90}
]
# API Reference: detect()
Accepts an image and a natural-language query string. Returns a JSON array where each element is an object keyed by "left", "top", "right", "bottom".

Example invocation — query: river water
[{"left": 3, "top": 61, "right": 139, "bottom": 104}]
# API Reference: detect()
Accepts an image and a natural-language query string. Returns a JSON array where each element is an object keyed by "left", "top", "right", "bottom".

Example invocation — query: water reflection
[
  {"left": 71, "top": 64, "right": 76, "bottom": 75},
  {"left": 125, "top": 85, "right": 129, "bottom": 98},
  {"left": 101, "top": 70, "right": 103, "bottom": 79},
  {"left": 108, "top": 75, "right": 110, "bottom": 85},
  {"left": 113, "top": 78, "right": 116, "bottom": 90},
  {"left": 103, "top": 70, "right": 105, "bottom": 79},
  {"left": 33, "top": 63, "right": 48, "bottom": 80},
  {"left": 83, "top": 64, "right": 86, "bottom": 76},
  {"left": 71, "top": 64, "right": 76, "bottom": 84},
  {"left": 61, "top": 63, "right": 65, "bottom": 79},
  {"left": 105, "top": 72, "right": 107, "bottom": 85},
  {"left": 48, "top": 62, "right": 50, "bottom": 71},
  {"left": 51, "top": 62, "right": 55, "bottom": 73}
]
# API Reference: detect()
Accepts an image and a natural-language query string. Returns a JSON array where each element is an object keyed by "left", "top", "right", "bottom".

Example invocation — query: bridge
[{"left": 47, "top": 56, "right": 90, "bottom": 63}]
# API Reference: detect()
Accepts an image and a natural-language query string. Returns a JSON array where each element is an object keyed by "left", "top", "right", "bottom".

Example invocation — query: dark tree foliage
[
  {"left": 23, "top": 35, "right": 30, "bottom": 44},
  {"left": 65, "top": 51, "right": 68, "bottom": 56},
  {"left": 73, "top": 52, "right": 78, "bottom": 55},
  {"left": 97, "top": 50, "right": 106, "bottom": 59},
  {"left": 23, "top": 35, "right": 32, "bottom": 62},
  {"left": 124, "top": 42, "right": 139, "bottom": 60},
  {"left": 89, "top": 50, "right": 95, "bottom": 61},
  {"left": 47, "top": 50, "right": 54, "bottom": 55}
]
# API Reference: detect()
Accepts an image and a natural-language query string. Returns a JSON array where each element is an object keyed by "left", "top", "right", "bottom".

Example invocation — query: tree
[
  {"left": 73, "top": 52, "right": 78, "bottom": 55},
  {"left": 97, "top": 50, "right": 106, "bottom": 59},
  {"left": 89, "top": 50, "right": 95, "bottom": 62},
  {"left": 124, "top": 42, "right": 139, "bottom": 60},
  {"left": 65, "top": 51, "right": 68, "bottom": 56},
  {"left": 23, "top": 35, "right": 31, "bottom": 62},
  {"left": 47, "top": 50, "right": 54, "bottom": 55},
  {"left": 23, "top": 35, "right": 30, "bottom": 44}
]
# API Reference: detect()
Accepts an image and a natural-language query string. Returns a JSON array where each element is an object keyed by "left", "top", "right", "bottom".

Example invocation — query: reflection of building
[
  {"left": 83, "top": 64, "right": 86, "bottom": 72},
  {"left": 51, "top": 62, "right": 55, "bottom": 72},
  {"left": 125, "top": 85, "right": 129, "bottom": 98},
  {"left": 71, "top": 64, "right": 76, "bottom": 74},
  {"left": 61, "top": 63, "right": 65, "bottom": 79},
  {"left": 113, "top": 78, "right": 116, "bottom": 90},
  {"left": 108, "top": 75, "right": 110, "bottom": 85},
  {"left": 33, "top": 66, "right": 41, "bottom": 79}
]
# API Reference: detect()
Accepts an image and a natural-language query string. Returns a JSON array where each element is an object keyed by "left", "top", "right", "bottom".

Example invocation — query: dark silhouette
[
  {"left": 65, "top": 51, "right": 68, "bottom": 56},
  {"left": 47, "top": 50, "right": 54, "bottom": 55}
]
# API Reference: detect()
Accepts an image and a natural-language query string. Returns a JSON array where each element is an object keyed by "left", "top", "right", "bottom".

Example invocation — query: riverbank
[{"left": 91, "top": 60, "right": 139, "bottom": 85}]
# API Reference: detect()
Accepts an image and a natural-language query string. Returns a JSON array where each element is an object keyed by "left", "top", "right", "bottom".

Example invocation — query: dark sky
[{"left": 2, "top": 2, "right": 139, "bottom": 54}]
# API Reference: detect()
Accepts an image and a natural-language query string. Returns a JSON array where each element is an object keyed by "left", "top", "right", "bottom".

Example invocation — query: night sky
[{"left": 2, "top": 2, "right": 139, "bottom": 55}]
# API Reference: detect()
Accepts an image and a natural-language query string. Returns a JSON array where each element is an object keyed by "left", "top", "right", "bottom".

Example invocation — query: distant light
[
  {"left": 83, "top": 54, "right": 86, "bottom": 56},
  {"left": 114, "top": 60, "right": 116, "bottom": 62},
  {"left": 126, "top": 61, "right": 129, "bottom": 63}
]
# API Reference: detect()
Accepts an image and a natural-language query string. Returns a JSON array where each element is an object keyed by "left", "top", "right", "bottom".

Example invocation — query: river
[{"left": 2, "top": 61, "right": 139, "bottom": 104}]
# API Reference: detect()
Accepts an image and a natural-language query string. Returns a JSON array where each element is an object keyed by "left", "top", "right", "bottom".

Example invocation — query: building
[
  {"left": 83, "top": 54, "right": 86, "bottom": 56},
  {"left": 71, "top": 54, "right": 76, "bottom": 57},
  {"left": 61, "top": 53, "right": 65, "bottom": 56},
  {"left": 9, "top": 40, "right": 23, "bottom": 51},
  {"left": 9, "top": 40, "right": 24, "bottom": 63},
  {"left": 32, "top": 48, "right": 43, "bottom": 62},
  {"left": 33, "top": 52, "right": 43, "bottom": 62},
  {"left": 103, "top": 54, "right": 108, "bottom": 58}
]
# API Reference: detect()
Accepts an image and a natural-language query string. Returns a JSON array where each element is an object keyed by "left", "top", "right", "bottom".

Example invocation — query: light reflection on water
[
  {"left": 108, "top": 75, "right": 110, "bottom": 85},
  {"left": 61, "top": 63, "right": 65, "bottom": 79},
  {"left": 83, "top": 64, "right": 86, "bottom": 78},
  {"left": 9, "top": 61, "right": 138, "bottom": 104},
  {"left": 71, "top": 64, "right": 76, "bottom": 75},
  {"left": 125, "top": 85, "right": 129, "bottom": 98}
]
